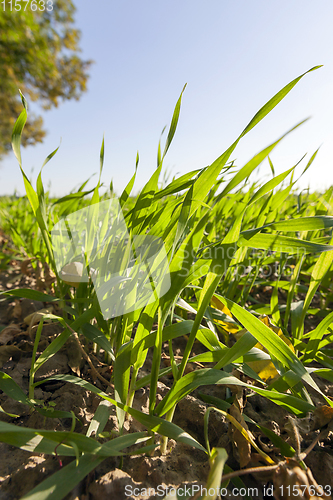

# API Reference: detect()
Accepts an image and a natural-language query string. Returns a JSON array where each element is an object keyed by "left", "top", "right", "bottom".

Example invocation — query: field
[{"left": 1, "top": 67, "right": 333, "bottom": 500}]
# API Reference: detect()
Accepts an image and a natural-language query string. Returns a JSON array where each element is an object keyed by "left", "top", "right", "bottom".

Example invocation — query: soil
[{"left": 1, "top": 248, "right": 333, "bottom": 499}]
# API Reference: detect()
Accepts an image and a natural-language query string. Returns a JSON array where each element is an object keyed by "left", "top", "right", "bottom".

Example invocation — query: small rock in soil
[
  {"left": 34, "top": 352, "right": 69, "bottom": 380},
  {"left": 89, "top": 469, "right": 144, "bottom": 500},
  {"left": 20, "top": 299, "right": 44, "bottom": 321}
]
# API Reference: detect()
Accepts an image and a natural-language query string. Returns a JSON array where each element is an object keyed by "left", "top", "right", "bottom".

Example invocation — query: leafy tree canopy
[{"left": 0, "top": 0, "right": 92, "bottom": 158}]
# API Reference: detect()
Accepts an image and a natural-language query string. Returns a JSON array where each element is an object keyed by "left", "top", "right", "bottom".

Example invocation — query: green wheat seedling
[{"left": 1, "top": 65, "right": 333, "bottom": 499}]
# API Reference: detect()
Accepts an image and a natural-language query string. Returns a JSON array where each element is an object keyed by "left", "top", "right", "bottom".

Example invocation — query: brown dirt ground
[{"left": 1, "top": 239, "right": 333, "bottom": 500}]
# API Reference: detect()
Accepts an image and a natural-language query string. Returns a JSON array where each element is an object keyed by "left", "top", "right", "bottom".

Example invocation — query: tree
[{"left": 0, "top": 0, "right": 92, "bottom": 158}]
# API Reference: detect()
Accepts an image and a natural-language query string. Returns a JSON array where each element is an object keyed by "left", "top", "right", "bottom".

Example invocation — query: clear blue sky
[{"left": 1, "top": 0, "right": 333, "bottom": 196}]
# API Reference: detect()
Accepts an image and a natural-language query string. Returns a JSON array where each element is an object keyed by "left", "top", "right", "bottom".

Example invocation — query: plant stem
[
  {"left": 160, "top": 406, "right": 176, "bottom": 454},
  {"left": 29, "top": 318, "right": 44, "bottom": 400},
  {"left": 149, "top": 307, "right": 164, "bottom": 414},
  {"left": 126, "top": 366, "right": 139, "bottom": 408}
]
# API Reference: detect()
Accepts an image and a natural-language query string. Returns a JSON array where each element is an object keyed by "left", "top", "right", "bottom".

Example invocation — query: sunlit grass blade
[
  {"left": 11, "top": 90, "right": 28, "bottom": 168},
  {"left": 163, "top": 83, "right": 187, "bottom": 158},
  {"left": 238, "top": 232, "right": 333, "bottom": 254},
  {"left": 155, "top": 368, "right": 315, "bottom": 417},
  {"left": 154, "top": 168, "right": 201, "bottom": 199},
  {"left": 301, "top": 311, "right": 333, "bottom": 362},
  {"left": 220, "top": 124, "right": 305, "bottom": 200},
  {"left": 240, "top": 65, "right": 322, "bottom": 137},
  {"left": 119, "top": 152, "right": 139, "bottom": 207},
  {"left": 296, "top": 243, "right": 333, "bottom": 338},
  {"left": 0, "top": 371, "right": 32, "bottom": 406}
]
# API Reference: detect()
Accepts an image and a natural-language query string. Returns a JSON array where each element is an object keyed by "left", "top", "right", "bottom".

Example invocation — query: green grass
[{"left": 1, "top": 65, "right": 333, "bottom": 498}]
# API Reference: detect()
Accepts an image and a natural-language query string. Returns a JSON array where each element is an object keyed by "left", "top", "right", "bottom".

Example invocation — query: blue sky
[{"left": 1, "top": 0, "right": 333, "bottom": 196}]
